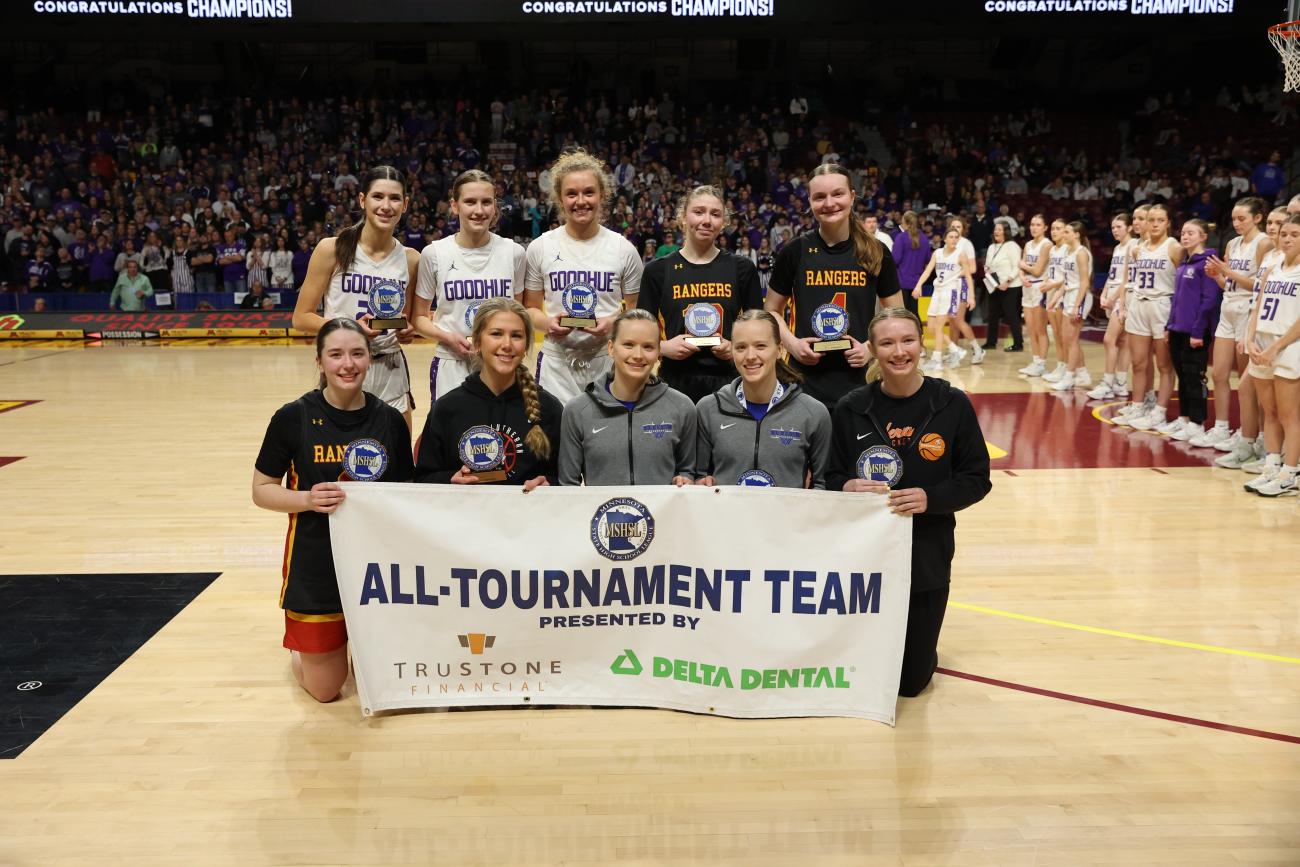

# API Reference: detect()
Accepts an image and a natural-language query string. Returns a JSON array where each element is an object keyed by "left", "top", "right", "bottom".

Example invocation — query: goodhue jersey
[
  {"left": 933, "top": 247, "right": 964, "bottom": 293},
  {"left": 769, "top": 229, "right": 903, "bottom": 376},
  {"left": 1132, "top": 238, "right": 1178, "bottom": 299},
  {"left": 638, "top": 251, "right": 763, "bottom": 376},
  {"left": 323, "top": 239, "right": 410, "bottom": 355},
  {"left": 1255, "top": 261, "right": 1300, "bottom": 337},
  {"left": 1223, "top": 233, "right": 1266, "bottom": 300},
  {"left": 1106, "top": 238, "right": 1135, "bottom": 296},
  {"left": 1258, "top": 249, "right": 1285, "bottom": 292},
  {"left": 1047, "top": 244, "right": 1068, "bottom": 287},
  {"left": 1063, "top": 246, "right": 1091, "bottom": 292},
  {"left": 1023, "top": 238, "right": 1050, "bottom": 286},
  {"left": 255, "top": 390, "right": 414, "bottom": 614},
  {"left": 524, "top": 225, "right": 643, "bottom": 355},
  {"left": 417, "top": 233, "right": 526, "bottom": 359}
]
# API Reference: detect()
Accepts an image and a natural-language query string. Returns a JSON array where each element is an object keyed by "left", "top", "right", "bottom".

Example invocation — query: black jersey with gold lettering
[
  {"left": 639, "top": 250, "right": 763, "bottom": 377},
  {"left": 255, "top": 390, "right": 413, "bottom": 614}
]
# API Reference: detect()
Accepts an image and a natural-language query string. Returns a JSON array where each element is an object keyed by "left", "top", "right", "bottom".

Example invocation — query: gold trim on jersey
[
  {"left": 285, "top": 610, "right": 345, "bottom": 623},
  {"left": 279, "top": 461, "right": 299, "bottom": 608}
]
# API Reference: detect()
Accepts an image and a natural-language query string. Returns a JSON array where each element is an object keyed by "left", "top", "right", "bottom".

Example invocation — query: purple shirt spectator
[{"left": 892, "top": 230, "right": 930, "bottom": 290}]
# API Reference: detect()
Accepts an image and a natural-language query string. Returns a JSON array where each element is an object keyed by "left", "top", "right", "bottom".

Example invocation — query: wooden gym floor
[{"left": 0, "top": 337, "right": 1296, "bottom": 866}]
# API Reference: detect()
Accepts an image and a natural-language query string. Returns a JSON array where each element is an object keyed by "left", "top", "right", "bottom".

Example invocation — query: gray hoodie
[
  {"left": 558, "top": 374, "right": 698, "bottom": 485},
  {"left": 695, "top": 377, "right": 831, "bottom": 488}
]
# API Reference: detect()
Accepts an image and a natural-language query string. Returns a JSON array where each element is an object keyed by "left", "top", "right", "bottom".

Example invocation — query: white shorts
[
  {"left": 535, "top": 345, "right": 612, "bottom": 404},
  {"left": 1063, "top": 288, "right": 1093, "bottom": 319},
  {"left": 1214, "top": 295, "right": 1253, "bottom": 342},
  {"left": 364, "top": 348, "right": 413, "bottom": 413},
  {"left": 1125, "top": 295, "right": 1172, "bottom": 340},
  {"left": 429, "top": 354, "right": 473, "bottom": 403},
  {"left": 1022, "top": 281, "right": 1045, "bottom": 309},
  {"left": 1247, "top": 333, "right": 1300, "bottom": 381},
  {"left": 928, "top": 286, "right": 960, "bottom": 318}
]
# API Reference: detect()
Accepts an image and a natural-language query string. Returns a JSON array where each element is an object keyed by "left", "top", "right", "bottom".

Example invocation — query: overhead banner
[{"left": 330, "top": 484, "right": 913, "bottom": 724}]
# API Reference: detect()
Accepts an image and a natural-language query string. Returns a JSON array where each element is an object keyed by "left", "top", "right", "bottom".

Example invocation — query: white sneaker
[
  {"left": 1215, "top": 441, "right": 1256, "bottom": 469},
  {"left": 1019, "top": 360, "right": 1047, "bottom": 376},
  {"left": 1245, "top": 467, "right": 1280, "bottom": 493},
  {"left": 1155, "top": 417, "right": 1185, "bottom": 436},
  {"left": 971, "top": 345, "right": 986, "bottom": 365},
  {"left": 1112, "top": 403, "right": 1145, "bottom": 426},
  {"left": 1242, "top": 458, "right": 1267, "bottom": 474},
  {"left": 1051, "top": 374, "right": 1076, "bottom": 391},
  {"left": 943, "top": 350, "right": 960, "bottom": 369},
  {"left": 1086, "top": 381, "right": 1115, "bottom": 400},
  {"left": 1253, "top": 473, "right": 1298, "bottom": 498},
  {"left": 1212, "top": 431, "right": 1242, "bottom": 452},
  {"left": 1191, "top": 426, "right": 1233, "bottom": 449},
  {"left": 953, "top": 345, "right": 968, "bottom": 362},
  {"left": 1172, "top": 422, "right": 1204, "bottom": 442},
  {"left": 1114, "top": 381, "right": 1131, "bottom": 397},
  {"left": 1073, "top": 370, "right": 1092, "bottom": 387},
  {"left": 1255, "top": 434, "right": 1266, "bottom": 456},
  {"left": 1129, "top": 409, "right": 1167, "bottom": 431},
  {"left": 921, "top": 357, "right": 943, "bottom": 374},
  {"left": 1042, "top": 363, "right": 1068, "bottom": 383}
]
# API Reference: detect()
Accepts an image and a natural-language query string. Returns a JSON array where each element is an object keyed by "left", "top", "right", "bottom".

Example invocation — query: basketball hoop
[{"left": 1269, "top": 20, "right": 1300, "bottom": 93}]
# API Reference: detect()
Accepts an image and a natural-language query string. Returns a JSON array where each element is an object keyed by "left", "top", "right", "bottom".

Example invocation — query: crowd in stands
[{"left": 0, "top": 80, "right": 1293, "bottom": 312}]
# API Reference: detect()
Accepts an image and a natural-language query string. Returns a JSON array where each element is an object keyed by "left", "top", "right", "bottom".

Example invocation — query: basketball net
[{"left": 1269, "top": 20, "right": 1300, "bottom": 93}]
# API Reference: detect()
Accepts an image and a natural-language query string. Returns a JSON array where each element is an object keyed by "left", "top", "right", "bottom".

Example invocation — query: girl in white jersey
[
  {"left": 1041, "top": 219, "right": 1075, "bottom": 385},
  {"left": 1195, "top": 197, "right": 1273, "bottom": 451},
  {"left": 1047, "top": 222, "right": 1094, "bottom": 391},
  {"left": 293, "top": 165, "right": 420, "bottom": 427},
  {"left": 1088, "top": 212, "right": 1135, "bottom": 400},
  {"left": 524, "top": 149, "right": 643, "bottom": 404},
  {"left": 1221, "top": 207, "right": 1290, "bottom": 470},
  {"left": 1241, "top": 215, "right": 1300, "bottom": 497},
  {"left": 912, "top": 228, "right": 969, "bottom": 374},
  {"left": 1120, "top": 203, "right": 1185, "bottom": 432},
  {"left": 413, "top": 170, "right": 527, "bottom": 405},
  {"left": 1017, "top": 214, "right": 1052, "bottom": 376},
  {"left": 943, "top": 216, "right": 984, "bottom": 365}
]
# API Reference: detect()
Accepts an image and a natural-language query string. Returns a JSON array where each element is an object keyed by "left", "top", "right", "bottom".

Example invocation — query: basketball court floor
[{"left": 1, "top": 336, "right": 1296, "bottom": 865}]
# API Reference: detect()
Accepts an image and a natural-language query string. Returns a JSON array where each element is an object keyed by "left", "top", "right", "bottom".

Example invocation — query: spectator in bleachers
[{"left": 109, "top": 259, "right": 152, "bottom": 311}]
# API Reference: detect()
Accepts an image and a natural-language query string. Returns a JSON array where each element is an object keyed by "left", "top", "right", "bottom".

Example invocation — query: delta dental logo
[{"left": 610, "top": 649, "right": 853, "bottom": 690}]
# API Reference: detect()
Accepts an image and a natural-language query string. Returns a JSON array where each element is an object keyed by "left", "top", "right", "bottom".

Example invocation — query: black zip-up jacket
[
  {"left": 826, "top": 377, "right": 991, "bottom": 592},
  {"left": 414, "top": 373, "right": 563, "bottom": 485}
]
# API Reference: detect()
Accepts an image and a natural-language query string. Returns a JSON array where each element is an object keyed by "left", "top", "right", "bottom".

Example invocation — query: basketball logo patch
[{"left": 918, "top": 433, "right": 946, "bottom": 461}]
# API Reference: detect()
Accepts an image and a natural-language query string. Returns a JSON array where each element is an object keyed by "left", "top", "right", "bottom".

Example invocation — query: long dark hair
[
  {"left": 810, "top": 164, "right": 884, "bottom": 276},
  {"left": 333, "top": 165, "right": 405, "bottom": 276},
  {"left": 315, "top": 318, "right": 370, "bottom": 390}
]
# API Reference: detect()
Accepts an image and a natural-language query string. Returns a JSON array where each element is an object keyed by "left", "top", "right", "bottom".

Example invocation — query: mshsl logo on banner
[{"left": 329, "top": 485, "right": 913, "bottom": 724}]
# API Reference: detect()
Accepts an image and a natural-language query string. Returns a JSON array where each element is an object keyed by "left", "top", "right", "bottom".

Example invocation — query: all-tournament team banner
[{"left": 330, "top": 484, "right": 913, "bottom": 724}]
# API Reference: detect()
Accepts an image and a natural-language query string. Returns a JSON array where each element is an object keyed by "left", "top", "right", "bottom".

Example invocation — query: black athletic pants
[
  {"left": 983, "top": 287, "right": 1023, "bottom": 347},
  {"left": 899, "top": 584, "right": 950, "bottom": 697},
  {"left": 1167, "top": 330, "right": 1209, "bottom": 424}
]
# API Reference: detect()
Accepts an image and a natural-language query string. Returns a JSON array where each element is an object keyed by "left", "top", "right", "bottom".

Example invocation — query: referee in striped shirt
[{"left": 169, "top": 235, "right": 195, "bottom": 295}]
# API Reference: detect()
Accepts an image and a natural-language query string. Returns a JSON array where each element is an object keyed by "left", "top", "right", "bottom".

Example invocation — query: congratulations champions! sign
[{"left": 330, "top": 485, "right": 912, "bottom": 724}]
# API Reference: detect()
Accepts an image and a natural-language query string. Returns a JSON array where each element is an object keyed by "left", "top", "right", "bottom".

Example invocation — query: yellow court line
[{"left": 950, "top": 601, "right": 1300, "bottom": 664}]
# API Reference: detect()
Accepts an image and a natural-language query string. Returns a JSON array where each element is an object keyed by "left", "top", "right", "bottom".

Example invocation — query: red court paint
[
  {"left": 936, "top": 667, "right": 1300, "bottom": 745},
  {"left": 970, "top": 392, "right": 1216, "bottom": 470},
  {"left": 0, "top": 457, "right": 24, "bottom": 469}
]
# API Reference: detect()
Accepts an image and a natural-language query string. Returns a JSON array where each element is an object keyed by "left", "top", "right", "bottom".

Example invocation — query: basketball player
[
  {"left": 414, "top": 298, "right": 560, "bottom": 488},
  {"left": 1041, "top": 219, "right": 1073, "bottom": 385},
  {"left": 1046, "top": 222, "right": 1094, "bottom": 391},
  {"left": 1017, "top": 214, "right": 1053, "bottom": 377},
  {"left": 413, "top": 170, "right": 527, "bottom": 406},
  {"left": 1088, "top": 213, "right": 1136, "bottom": 400},
  {"left": 694, "top": 310, "right": 832, "bottom": 488},
  {"left": 943, "top": 216, "right": 984, "bottom": 366},
  {"left": 1119, "top": 204, "right": 1185, "bottom": 432},
  {"left": 1197, "top": 197, "right": 1272, "bottom": 450},
  {"left": 765, "top": 164, "right": 903, "bottom": 412},
  {"left": 252, "top": 318, "right": 414, "bottom": 703},
  {"left": 557, "top": 309, "right": 696, "bottom": 486},
  {"left": 524, "top": 150, "right": 643, "bottom": 404},
  {"left": 1242, "top": 215, "right": 1300, "bottom": 497},
  {"left": 294, "top": 166, "right": 420, "bottom": 427},
  {"left": 826, "top": 307, "right": 991, "bottom": 697},
  {"left": 639, "top": 185, "right": 763, "bottom": 403},
  {"left": 911, "top": 228, "right": 968, "bottom": 374}
]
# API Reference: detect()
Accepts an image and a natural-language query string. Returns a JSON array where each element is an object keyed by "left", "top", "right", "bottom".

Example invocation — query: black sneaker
[
  {"left": 981, "top": 342, "right": 997, "bottom": 350},
  {"left": 1005, "top": 344, "right": 1024, "bottom": 352}
]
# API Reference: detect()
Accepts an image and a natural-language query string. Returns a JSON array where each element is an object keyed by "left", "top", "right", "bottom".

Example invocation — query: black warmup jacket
[
  {"left": 827, "top": 377, "right": 991, "bottom": 592},
  {"left": 415, "top": 373, "right": 563, "bottom": 485}
]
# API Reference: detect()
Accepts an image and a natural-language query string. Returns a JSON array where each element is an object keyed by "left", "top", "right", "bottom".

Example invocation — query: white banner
[{"left": 330, "top": 484, "right": 912, "bottom": 724}]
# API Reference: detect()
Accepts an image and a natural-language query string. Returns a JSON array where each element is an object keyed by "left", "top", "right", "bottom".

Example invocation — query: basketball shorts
[
  {"left": 1247, "top": 333, "right": 1300, "bottom": 381},
  {"left": 430, "top": 354, "right": 473, "bottom": 404},
  {"left": 1124, "top": 295, "right": 1172, "bottom": 340},
  {"left": 365, "top": 348, "right": 414, "bottom": 413},
  {"left": 283, "top": 610, "right": 347, "bottom": 653},
  {"left": 1214, "top": 295, "right": 1254, "bottom": 342},
  {"left": 1063, "top": 288, "right": 1093, "bottom": 319},
  {"left": 535, "top": 346, "right": 612, "bottom": 404},
  {"left": 928, "top": 286, "right": 960, "bottom": 318},
  {"left": 1022, "top": 281, "right": 1045, "bottom": 309}
]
